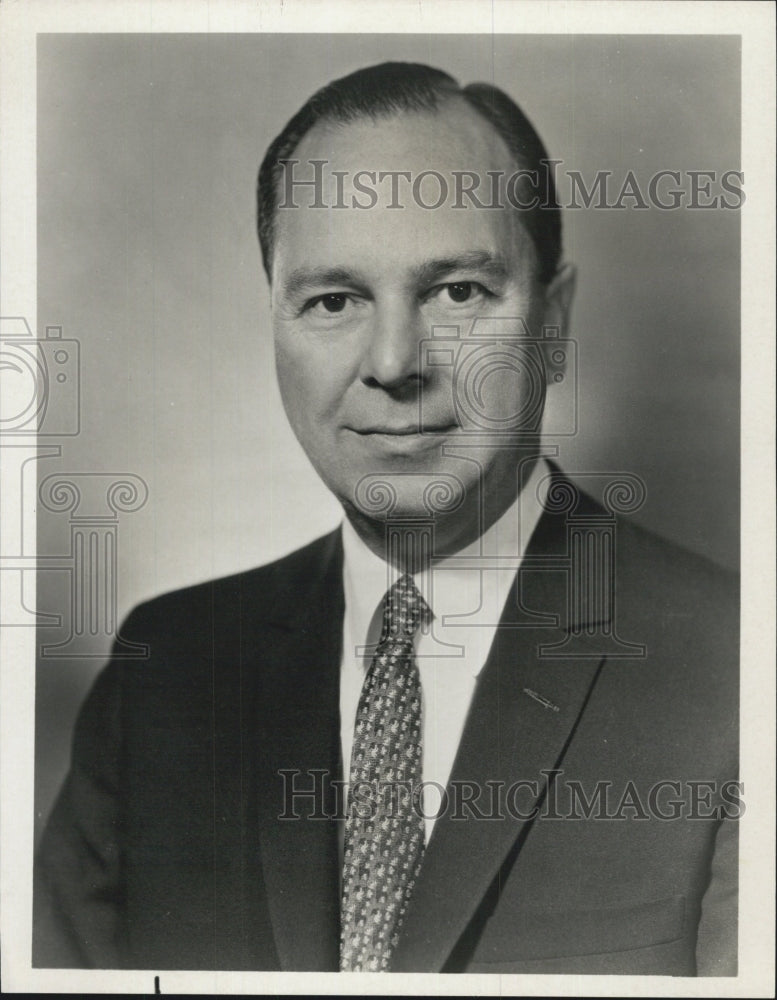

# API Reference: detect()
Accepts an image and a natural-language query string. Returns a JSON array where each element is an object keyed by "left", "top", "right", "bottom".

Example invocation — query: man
[{"left": 34, "top": 62, "right": 738, "bottom": 975}]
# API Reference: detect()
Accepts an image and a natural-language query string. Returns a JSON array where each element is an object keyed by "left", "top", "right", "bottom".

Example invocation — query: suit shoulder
[
  {"left": 612, "top": 516, "right": 738, "bottom": 712},
  {"left": 616, "top": 515, "right": 738, "bottom": 610},
  {"left": 119, "top": 528, "right": 342, "bottom": 639}
]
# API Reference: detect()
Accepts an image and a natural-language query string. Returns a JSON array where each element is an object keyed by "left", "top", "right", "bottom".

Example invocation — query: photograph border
[{"left": 1, "top": 1, "right": 774, "bottom": 996}]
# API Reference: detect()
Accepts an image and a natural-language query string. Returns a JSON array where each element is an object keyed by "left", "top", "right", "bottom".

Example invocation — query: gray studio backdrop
[{"left": 35, "top": 33, "right": 740, "bottom": 842}]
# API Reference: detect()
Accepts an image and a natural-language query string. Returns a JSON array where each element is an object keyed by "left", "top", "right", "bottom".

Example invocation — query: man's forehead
[
  {"left": 272, "top": 193, "right": 534, "bottom": 291},
  {"left": 292, "top": 97, "right": 517, "bottom": 177},
  {"left": 269, "top": 98, "right": 541, "bottom": 288}
]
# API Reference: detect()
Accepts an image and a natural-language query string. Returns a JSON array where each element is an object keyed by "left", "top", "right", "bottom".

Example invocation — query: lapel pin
[{"left": 523, "top": 687, "right": 560, "bottom": 712}]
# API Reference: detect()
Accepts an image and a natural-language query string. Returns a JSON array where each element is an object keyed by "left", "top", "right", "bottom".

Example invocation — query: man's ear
[
  {"left": 543, "top": 262, "right": 577, "bottom": 333},
  {"left": 539, "top": 262, "right": 576, "bottom": 388}
]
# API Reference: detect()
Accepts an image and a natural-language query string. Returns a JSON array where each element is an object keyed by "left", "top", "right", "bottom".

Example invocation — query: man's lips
[
  {"left": 351, "top": 424, "right": 457, "bottom": 435},
  {"left": 345, "top": 424, "right": 459, "bottom": 455}
]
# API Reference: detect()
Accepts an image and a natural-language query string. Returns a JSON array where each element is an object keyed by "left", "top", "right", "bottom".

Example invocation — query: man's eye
[
  {"left": 311, "top": 293, "right": 348, "bottom": 314},
  {"left": 446, "top": 282, "right": 475, "bottom": 303},
  {"left": 435, "top": 281, "right": 490, "bottom": 305}
]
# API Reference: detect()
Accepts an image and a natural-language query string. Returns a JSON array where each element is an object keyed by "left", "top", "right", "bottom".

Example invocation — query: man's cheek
[
  {"left": 274, "top": 329, "right": 307, "bottom": 384},
  {"left": 274, "top": 344, "right": 312, "bottom": 433}
]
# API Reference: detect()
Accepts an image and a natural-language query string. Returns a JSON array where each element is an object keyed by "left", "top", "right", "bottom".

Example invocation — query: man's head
[{"left": 258, "top": 62, "right": 575, "bottom": 559}]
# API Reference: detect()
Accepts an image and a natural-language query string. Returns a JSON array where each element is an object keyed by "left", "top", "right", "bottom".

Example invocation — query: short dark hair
[{"left": 256, "top": 61, "right": 561, "bottom": 283}]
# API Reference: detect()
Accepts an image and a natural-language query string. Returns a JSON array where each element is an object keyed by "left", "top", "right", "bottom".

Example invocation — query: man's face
[{"left": 270, "top": 100, "right": 574, "bottom": 552}]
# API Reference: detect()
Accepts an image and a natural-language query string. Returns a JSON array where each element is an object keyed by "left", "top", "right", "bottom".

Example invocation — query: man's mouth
[
  {"left": 353, "top": 424, "right": 457, "bottom": 436},
  {"left": 346, "top": 423, "right": 458, "bottom": 455}
]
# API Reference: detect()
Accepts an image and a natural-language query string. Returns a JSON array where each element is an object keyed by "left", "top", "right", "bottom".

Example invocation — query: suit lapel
[
  {"left": 391, "top": 494, "right": 607, "bottom": 973},
  {"left": 250, "top": 530, "right": 344, "bottom": 971}
]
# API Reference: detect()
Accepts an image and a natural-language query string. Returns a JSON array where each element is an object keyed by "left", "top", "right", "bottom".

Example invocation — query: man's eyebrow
[
  {"left": 280, "top": 267, "right": 366, "bottom": 298},
  {"left": 414, "top": 251, "right": 511, "bottom": 286},
  {"left": 280, "top": 252, "right": 511, "bottom": 298}
]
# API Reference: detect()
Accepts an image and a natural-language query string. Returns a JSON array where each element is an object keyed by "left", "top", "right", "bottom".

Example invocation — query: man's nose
[{"left": 359, "top": 300, "right": 426, "bottom": 391}]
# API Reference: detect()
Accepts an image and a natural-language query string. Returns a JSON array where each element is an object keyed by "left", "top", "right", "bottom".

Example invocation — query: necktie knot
[{"left": 380, "top": 574, "right": 430, "bottom": 645}]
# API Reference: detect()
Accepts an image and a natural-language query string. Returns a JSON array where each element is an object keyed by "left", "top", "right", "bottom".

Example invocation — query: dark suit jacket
[{"left": 34, "top": 475, "right": 739, "bottom": 974}]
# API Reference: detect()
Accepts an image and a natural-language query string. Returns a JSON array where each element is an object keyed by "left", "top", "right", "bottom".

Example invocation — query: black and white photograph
[{"left": 0, "top": 1, "right": 774, "bottom": 995}]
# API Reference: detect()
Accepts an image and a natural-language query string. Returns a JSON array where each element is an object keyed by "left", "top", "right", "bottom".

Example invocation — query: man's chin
[{"left": 346, "top": 464, "right": 469, "bottom": 523}]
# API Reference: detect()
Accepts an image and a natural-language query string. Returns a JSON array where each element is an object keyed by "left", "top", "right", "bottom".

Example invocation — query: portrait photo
[{"left": 0, "top": 2, "right": 774, "bottom": 996}]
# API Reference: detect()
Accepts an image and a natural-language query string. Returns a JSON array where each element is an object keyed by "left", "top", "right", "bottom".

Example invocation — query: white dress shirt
[{"left": 340, "top": 458, "right": 550, "bottom": 844}]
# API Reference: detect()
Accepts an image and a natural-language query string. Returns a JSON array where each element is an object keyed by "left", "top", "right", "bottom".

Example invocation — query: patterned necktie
[{"left": 340, "top": 574, "right": 429, "bottom": 972}]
